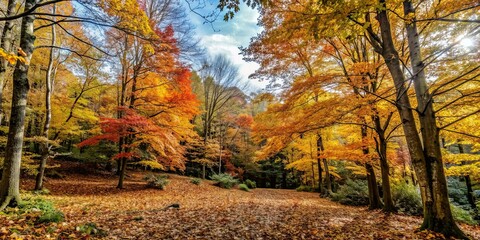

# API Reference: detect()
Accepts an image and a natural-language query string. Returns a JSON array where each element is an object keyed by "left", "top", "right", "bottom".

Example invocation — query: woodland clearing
[{"left": 0, "top": 167, "right": 478, "bottom": 240}]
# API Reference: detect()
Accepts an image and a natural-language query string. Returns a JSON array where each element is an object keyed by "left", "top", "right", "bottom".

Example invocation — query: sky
[{"left": 187, "top": 2, "right": 266, "bottom": 92}]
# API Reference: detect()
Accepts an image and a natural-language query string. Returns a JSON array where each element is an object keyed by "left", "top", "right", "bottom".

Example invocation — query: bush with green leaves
[
  {"left": 190, "top": 178, "right": 202, "bottom": 185},
  {"left": 296, "top": 185, "right": 314, "bottom": 192},
  {"left": 144, "top": 174, "right": 170, "bottom": 190},
  {"left": 210, "top": 173, "right": 238, "bottom": 189},
  {"left": 392, "top": 181, "right": 423, "bottom": 215},
  {"left": 447, "top": 177, "right": 470, "bottom": 207},
  {"left": 239, "top": 183, "right": 250, "bottom": 192},
  {"left": 244, "top": 179, "right": 257, "bottom": 189},
  {"left": 451, "top": 204, "right": 478, "bottom": 225},
  {"left": 331, "top": 179, "right": 369, "bottom": 206},
  {"left": 11, "top": 196, "right": 64, "bottom": 223},
  {"left": 76, "top": 222, "right": 107, "bottom": 237}
]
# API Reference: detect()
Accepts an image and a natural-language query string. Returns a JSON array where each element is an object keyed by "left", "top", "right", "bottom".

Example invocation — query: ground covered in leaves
[{"left": 1, "top": 168, "right": 479, "bottom": 239}]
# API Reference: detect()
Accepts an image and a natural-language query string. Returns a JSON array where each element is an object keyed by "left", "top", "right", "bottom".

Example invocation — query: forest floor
[{"left": 1, "top": 165, "right": 479, "bottom": 239}]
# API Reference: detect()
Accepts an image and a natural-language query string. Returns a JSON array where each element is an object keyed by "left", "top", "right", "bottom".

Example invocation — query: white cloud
[{"left": 188, "top": 3, "right": 266, "bottom": 92}]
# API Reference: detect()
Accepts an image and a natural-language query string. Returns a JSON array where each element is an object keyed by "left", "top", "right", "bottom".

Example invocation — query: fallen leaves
[{"left": 0, "top": 171, "right": 478, "bottom": 239}]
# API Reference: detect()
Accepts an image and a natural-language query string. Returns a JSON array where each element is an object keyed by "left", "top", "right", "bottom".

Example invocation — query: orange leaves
[
  {"left": 236, "top": 114, "right": 254, "bottom": 129},
  {"left": 11, "top": 172, "right": 479, "bottom": 239}
]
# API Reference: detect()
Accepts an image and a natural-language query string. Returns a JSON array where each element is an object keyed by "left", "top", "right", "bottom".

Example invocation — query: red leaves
[
  {"left": 78, "top": 108, "right": 187, "bottom": 170},
  {"left": 236, "top": 114, "right": 254, "bottom": 129}
]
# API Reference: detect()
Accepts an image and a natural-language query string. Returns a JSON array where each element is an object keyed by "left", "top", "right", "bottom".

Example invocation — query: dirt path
[{"left": 16, "top": 173, "right": 472, "bottom": 239}]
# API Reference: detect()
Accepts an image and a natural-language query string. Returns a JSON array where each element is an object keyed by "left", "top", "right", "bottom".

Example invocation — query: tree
[
  {"left": 0, "top": 0, "right": 155, "bottom": 207},
  {"left": 0, "top": 0, "right": 36, "bottom": 210},
  {"left": 0, "top": 0, "right": 19, "bottom": 126}
]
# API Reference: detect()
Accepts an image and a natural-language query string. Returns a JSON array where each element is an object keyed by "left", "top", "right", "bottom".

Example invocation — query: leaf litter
[{"left": 0, "top": 172, "right": 478, "bottom": 239}]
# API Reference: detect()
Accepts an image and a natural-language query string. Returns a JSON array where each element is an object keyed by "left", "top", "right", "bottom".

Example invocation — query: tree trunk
[
  {"left": 323, "top": 159, "right": 332, "bottom": 195},
  {"left": 316, "top": 134, "right": 323, "bottom": 194},
  {"left": 365, "top": 163, "right": 382, "bottom": 209},
  {"left": 311, "top": 162, "right": 315, "bottom": 189},
  {"left": 35, "top": 4, "right": 56, "bottom": 191},
  {"left": 117, "top": 157, "right": 127, "bottom": 189},
  {"left": 402, "top": 1, "right": 464, "bottom": 237},
  {"left": 0, "top": 0, "right": 35, "bottom": 210},
  {"left": 464, "top": 175, "right": 476, "bottom": 211},
  {"left": 373, "top": 116, "right": 395, "bottom": 212},
  {"left": 458, "top": 144, "right": 476, "bottom": 211},
  {"left": 369, "top": 1, "right": 465, "bottom": 237},
  {"left": 0, "top": 0, "right": 18, "bottom": 126},
  {"left": 361, "top": 124, "right": 382, "bottom": 209}
]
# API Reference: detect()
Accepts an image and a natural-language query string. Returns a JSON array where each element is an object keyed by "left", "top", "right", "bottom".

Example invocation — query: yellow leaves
[
  {"left": 98, "top": 0, "right": 154, "bottom": 38},
  {"left": 135, "top": 160, "right": 165, "bottom": 170},
  {"left": 404, "top": 12, "right": 416, "bottom": 25},
  {"left": 0, "top": 48, "right": 26, "bottom": 65}
]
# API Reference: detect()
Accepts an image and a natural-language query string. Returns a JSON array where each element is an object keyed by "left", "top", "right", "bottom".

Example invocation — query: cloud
[{"left": 188, "top": 3, "right": 266, "bottom": 92}]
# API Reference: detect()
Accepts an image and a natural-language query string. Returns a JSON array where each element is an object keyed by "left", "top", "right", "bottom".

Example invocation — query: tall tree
[{"left": 0, "top": 0, "right": 35, "bottom": 209}]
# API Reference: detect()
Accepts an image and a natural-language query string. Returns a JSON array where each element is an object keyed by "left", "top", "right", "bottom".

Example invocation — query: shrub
[
  {"left": 37, "top": 210, "right": 64, "bottom": 224},
  {"left": 16, "top": 197, "right": 64, "bottom": 223},
  {"left": 144, "top": 174, "right": 170, "bottom": 190},
  {"left": 447, "top": 177, "right": 469, "bottom": 206},
  {"left": 451, "top": 204, "right": 478, "bottom": 225},
  {"left": 210, "top": 173, "right": 238, "bottom": 189},
  {"left": 473, "top": 190, "right": 480, "bottom": 199},
  {"left": 244, "top": 179, "right": 257, "bottom": 189},
  {"left": 190, "top": 178, "right": 202, "bottom": 185},
  {"left": 76, "top": 222, "right": 107, "bottom": 237},
  {"left": 238, "top": 183, "right": 250, "bottom": 192},
  {"left": 143, "top": 173, "right": 156, "bottom": 182},
  {"left": 296, "top": 185, "right": 314, "bottom": 192},
  {"left": 33, "top": 188, "right": 51, "bottom": 195},
  {"left": 392, "top": 181, "right": 423, "bottom": 216},
  {"left": 331, "top": 179, "right": 369, "bottom": 206}
]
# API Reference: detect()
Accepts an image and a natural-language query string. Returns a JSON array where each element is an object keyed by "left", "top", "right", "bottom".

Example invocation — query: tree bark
[
  {"left": 373, "top": 116, "right": 395, "bottom": 212},
  {"left": 367, "top": 1, "right": 465, "bottom": 237},
  {"left": 361, "top": 124, "right": 382, "bottom": 209},
  {"left": 365, "top": 163, "right": 382, "bottom": 209},
  {"left": 323, "top": 159, "right": 332, "bottom": 194},
  {"left": 311, "top": 162, "right": 315, "bottom": 189},
  {"left": 0, "top": 0, "right": 18, "bottom": 126},
  {"left": 316, "top": 134, "right": 323, "bottom": 194},
  {"left": 458, "top": 144, "right": 477, "bottom": 211},
  {"left": 0, "top": 0, "right": 35, "bottom": 210},
  {"left": 117, "top": 157, "right": 127, "bottom": 189},
  {"left": 402, "top": 1, "right": 464, "bottom": 237},
  {"left": 35, "top": 4, "right": 56, "bottom": 191}
]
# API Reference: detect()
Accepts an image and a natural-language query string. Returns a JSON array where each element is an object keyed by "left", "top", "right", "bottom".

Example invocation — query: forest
[{"left": 0, "top": 0, "right": 479, "bottom": 239}]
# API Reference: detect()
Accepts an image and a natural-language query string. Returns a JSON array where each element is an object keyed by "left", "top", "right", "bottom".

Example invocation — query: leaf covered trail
[{"left": 7, "top": 173, "right": 480, "bottom": 239}]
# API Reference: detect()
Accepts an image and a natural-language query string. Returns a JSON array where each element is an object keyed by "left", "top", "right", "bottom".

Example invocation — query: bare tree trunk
[
  {"left": 458, "top": 144, "right": 477, "bottom": 211},
  {"left": 316, "top": 134, "right": 323, "bottom": 194},
  {"left": 0, "top": 0, "right": 35, "bottom": 210},
  {"left": 323, "top": 159, "right": 332, "bottom": 194},
  {"left": 35, "top": 4, "right": 56, "bottom": 191},
  {"left": 117, "top": 156, "right": 127, "bottom": 189},
  {"left": 311, "top": 162, "right": 315, "bottom": 189},
  {"left": 365, "top": 163, "right": 382, "bottom": 209},
  {"left": 367, "top": 1, "right": 465, "bottom": 237},
  {"left": 402, "top": 1, "right": 463, "bottom": 237},
  {"left": 373, "top": 117, "right": 395, "bottom": 212},
  {"left": 0, "top": 0, "right": 18, "bottom": 126},
  {"left": 361, "top": 124, "right": 382, "bottom": 209}
]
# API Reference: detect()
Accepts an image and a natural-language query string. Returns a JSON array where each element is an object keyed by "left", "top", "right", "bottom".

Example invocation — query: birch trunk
[{"left": 0, "top": 0, "right": 35, "bottom": 209}]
